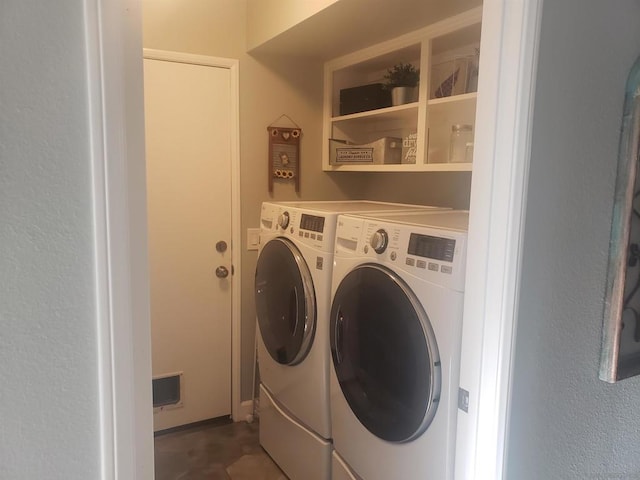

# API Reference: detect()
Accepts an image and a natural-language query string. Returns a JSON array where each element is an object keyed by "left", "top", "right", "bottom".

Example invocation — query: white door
[{"left": 144, "top": 57, "right": 232, "bottom": 431}]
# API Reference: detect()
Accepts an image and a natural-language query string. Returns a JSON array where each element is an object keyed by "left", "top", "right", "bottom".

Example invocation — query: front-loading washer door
[
  {"left": 330, "top": 263, "right": 441, "bottom": 443},
  {"left": 255, "top": 237, "right": 316, "bottom": 366}
]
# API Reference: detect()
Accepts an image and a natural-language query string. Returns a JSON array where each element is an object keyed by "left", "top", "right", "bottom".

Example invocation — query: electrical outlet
[{"left": 458, "top": 388, "right": 469, "bottom": 413}]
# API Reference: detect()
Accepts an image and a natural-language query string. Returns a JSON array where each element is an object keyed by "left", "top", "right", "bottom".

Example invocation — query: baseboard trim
[
  {"left": 154, "top": 401, "right": 256, "bottom": 437},
  {"left": 154, "top": 415, "right": 232, "bottom": 437}
]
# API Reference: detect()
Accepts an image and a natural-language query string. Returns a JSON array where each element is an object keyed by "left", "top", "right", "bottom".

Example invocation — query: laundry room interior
[
  {"left": 139, "top": 0, "right": 640, "bottom": 479},
  {"left": 144, "top": 0, "right": 471, "bottom": 403}
]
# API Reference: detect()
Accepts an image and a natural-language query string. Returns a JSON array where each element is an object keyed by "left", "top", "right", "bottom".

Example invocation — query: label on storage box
[
  {"left": 402, "top": 132, "right": 417, "bottom": 164},
  {"left": 335, "top": 147, "right": 374, "bottom": 163}
]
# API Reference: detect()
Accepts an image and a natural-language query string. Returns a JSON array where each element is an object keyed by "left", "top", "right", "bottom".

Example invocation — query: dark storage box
[{"left": 339, "top": 83, "right": 391, "bottom": 116}]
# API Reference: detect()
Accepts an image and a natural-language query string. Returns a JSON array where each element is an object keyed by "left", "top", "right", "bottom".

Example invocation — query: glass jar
[{"left": 449, "top": 124, "right": 473, "bottom": 163}]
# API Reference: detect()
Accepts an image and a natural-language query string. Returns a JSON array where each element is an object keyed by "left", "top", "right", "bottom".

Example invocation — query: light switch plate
[
  {"left": 458, "top": 387, "right": 469, "bottom": 413},
  {"left": 247, "top": 228, "right": 260, "bottom": 251}
]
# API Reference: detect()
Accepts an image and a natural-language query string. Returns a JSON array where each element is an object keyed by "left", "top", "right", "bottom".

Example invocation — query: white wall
[
  {"left": 506, "top": 1, "right": 640, "bottom": 478},
  {"left": 246, "top": 0, "right": 338, "bottom": 51},
  {"left": 0, "top": 1, "right": 101, "bottom": 477},
  {"left": 363, "top": 172, "right": 472, "bottom": 209}
]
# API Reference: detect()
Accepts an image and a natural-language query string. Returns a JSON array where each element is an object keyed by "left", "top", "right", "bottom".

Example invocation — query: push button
[
  {"left": 417, "top": 260, "right": 426, "bottom": 269},
  {"left": 441, "top": 265, "right": 452, "bottom": 274},
  {"left": 406, "top": 258, "right": 415, "bottom": 266},
  {"left": 428, "top": 263, "right": 439, "bottom": 272}
]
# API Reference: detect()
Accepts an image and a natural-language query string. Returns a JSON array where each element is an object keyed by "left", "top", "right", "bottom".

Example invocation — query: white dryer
[
  {"left": 329, "top": 210, "right": 468, "bottom": 480},
  {"left": 254, "top": 201, "right": 446, "bottom": 480}
]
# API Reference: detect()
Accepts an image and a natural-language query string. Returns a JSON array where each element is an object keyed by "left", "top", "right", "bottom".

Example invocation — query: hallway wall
[
  {"left": 506, "top": 1, "right": 640, "bottom": 478},
  {"left": 0, "top": 1, "right": 101, "bottom": 477}
]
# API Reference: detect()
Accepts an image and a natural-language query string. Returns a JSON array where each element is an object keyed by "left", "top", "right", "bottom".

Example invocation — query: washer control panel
[
  {"left": 277, "top": 211, "right": 290, "bottom": 230},
  {"left": 260, "top": 202, "right": 336, "bottom": 253},
  {"left": 369, "top": 229, "right": 389, "bottom": 254}
]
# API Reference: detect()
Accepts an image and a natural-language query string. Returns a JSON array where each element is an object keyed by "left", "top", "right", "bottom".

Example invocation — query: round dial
[
  {"left": 277, "top": 211, "right": 290, "bottom": 230},
  {"left": 370, "top": 229, "right": 389, "bottom": 254}
]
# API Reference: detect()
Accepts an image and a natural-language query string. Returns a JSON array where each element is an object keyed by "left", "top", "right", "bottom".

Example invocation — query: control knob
[
  {"left": 370, "top": 229, "right": 388, "bottom": 254},
  {"left": 277, "top": 211, "right": 290, "bottom": 230}
]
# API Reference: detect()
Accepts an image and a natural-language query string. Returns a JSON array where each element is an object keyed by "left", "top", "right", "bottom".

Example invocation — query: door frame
[
  {"left": 87, "top": 0, "right": 541, "bottom": 479},
  {"left": 85, "top": 2, "right": 241, "bottom": 478},
  {"left": 455, "top": 0, "right": 543, "bottom": 478},
  {"left": 142, "top": 48, "right": 242, "bottom": 426}
]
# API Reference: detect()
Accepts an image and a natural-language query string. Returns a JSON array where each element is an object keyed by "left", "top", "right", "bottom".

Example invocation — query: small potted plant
[{"left": 384, "top": 62, "right": 420, "bottom": 106}]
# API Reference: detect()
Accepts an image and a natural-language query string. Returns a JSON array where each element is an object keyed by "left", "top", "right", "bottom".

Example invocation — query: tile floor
[{"left": 154, "top": 419, "right": 287, "bottom": 480}]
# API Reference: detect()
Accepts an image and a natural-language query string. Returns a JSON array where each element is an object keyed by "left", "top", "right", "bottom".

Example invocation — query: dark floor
[{"left": 154, "top": 420, "right": 287, "bottom": 480}]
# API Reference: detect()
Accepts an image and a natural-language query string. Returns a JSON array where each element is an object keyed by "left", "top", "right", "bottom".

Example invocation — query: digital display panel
[
  {"left": 300, "top": 214, "right": 325, "bottom": 233},
  {"left": 408, "top": 233, "right": 455, "bottom": 262}
]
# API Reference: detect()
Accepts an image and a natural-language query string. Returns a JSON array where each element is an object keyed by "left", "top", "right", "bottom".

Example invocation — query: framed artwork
[{"left": 600, "top": 56, "right": 640, "bottom": 382}]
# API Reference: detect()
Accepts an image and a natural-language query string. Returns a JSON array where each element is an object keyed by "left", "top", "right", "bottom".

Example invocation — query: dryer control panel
[{"left": 335, "top": 213, "right": 468, "bottom": 292}]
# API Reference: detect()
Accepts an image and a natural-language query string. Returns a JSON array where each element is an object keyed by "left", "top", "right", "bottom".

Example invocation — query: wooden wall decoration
[
  {"left": 267, "top": 116, "right": 302, "bottom": 192},
  {"left": 600, "top": 55, "right": 640, "bottom": 382}
]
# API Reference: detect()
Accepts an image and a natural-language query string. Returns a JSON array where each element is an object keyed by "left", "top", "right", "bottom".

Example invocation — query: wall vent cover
[{"left": 153, "top": 373, "right": 182, "bottom": 409}]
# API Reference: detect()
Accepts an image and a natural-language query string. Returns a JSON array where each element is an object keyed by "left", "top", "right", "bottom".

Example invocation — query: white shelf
[
  {"left": 322, "top": 8, "right": 482, "bottom": 172},
  {"left": 331, "top": 102, "right": 419, "bottom": 123},
  {"left": 323, "top": 162, "right": 473, "bottom": 173},
  {"left": 428, "top": 91, "right": 477, "bottom": 106}
]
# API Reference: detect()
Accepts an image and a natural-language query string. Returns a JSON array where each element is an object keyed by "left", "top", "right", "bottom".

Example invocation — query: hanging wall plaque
[
  {"left": 268, "top": 115, "right": 301, "bottom": 192},
  {"left": 600, "top": 55, "right": 640, "bottom": 382}
]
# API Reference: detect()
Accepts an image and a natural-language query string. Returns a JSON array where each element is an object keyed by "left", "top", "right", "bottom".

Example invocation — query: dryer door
[
  {"left": 330, "top": 263, "right": 441, "bottom": 443},
  {"left": 255, "top": 238, "right": 316, "bottom": 365}
]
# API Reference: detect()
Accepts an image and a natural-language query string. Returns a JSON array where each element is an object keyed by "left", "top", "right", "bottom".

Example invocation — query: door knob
[
  {"left": 216, "top": 240, "right": 228, "bottom": 253},
  {"left": 215, "top": 266, "right": 229, "bottom": 278}
]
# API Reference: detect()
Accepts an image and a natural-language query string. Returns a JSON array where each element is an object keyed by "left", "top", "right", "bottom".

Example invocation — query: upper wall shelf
[
  {"left": 323, "top": 162, "right": 473, "bottom": 173},
  {"left": 322, "top": 8, "right": 482, "bottom": 172},
  {"left": 331, "top": 103, "right": 419, "bottom": 123},
  {"left": 429, "top": 91, "right": 477, "bottom": 106}
]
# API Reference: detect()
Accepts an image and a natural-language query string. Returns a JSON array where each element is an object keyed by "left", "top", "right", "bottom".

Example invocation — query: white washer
[
  {"left": 329, "top": 210, "right": 468, "bottom": 480},
  {"left": 255, "top": 201, "right": 447, "bottom": 480}
]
